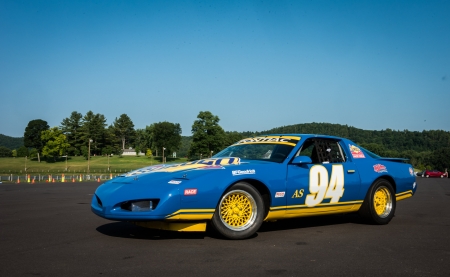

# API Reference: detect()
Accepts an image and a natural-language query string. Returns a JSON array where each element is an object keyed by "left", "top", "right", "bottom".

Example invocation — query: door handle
[{"left": 347, "top": 170, "right": 356, "bottom": 173}]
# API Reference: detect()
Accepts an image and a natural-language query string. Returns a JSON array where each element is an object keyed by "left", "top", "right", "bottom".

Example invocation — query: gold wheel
[
  {"left": 219, "top": 190, "right": 257, "bottom": 231},
  {"left": 373, "top": 186, "right": 393, "bottom": 218}
]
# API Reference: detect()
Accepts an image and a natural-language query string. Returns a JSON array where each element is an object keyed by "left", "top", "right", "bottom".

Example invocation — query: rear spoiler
[{"left": 377, "top": 157, "right": 409, "bottom": 163}]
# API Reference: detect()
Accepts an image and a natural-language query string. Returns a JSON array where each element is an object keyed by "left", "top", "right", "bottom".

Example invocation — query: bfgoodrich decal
[{"left": 232, "top": 169, "right": 256, "bottom": 176}]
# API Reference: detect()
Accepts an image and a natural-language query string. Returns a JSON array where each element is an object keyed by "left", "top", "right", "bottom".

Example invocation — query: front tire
[
  {"left": 359, "top": 179, "right": 396, "bottom": 224},
  {"left": 211, "top": 182, "right": 264, "bottom": 239}
]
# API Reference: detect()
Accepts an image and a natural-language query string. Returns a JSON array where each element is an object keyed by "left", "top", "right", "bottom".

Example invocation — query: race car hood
[
  {"left": 120, "top": 157, "right": 241, "bottom": 178},
  {"left": 91, "top": 157, "right": 279, "bottom": 220}
]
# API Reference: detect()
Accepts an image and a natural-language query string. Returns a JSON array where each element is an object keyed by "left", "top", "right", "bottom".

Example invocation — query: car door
[{"left": 286, "top": 138, "right": 362, "bottom": 215}]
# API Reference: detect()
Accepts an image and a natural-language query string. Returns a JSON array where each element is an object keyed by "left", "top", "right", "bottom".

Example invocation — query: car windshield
[{"left": 213, "top": 136, "right": 300, "bottom": 163}]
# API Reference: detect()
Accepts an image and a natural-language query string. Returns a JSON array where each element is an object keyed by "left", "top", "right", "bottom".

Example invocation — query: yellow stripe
[
  {"left": 269, "top": 200, "right": 363, "bottom": 211},
  {"left": 165, "top": 209, "right": 215, "bottom": 220},
  {"left": 265, "top": 204, "right": 362, "bottom": 221},
  {"left": 266, "top": 200, "right": 363, "bottom": 221},
  {"left": 396, "top": 190, "right": 413, "bottom": 201},
  {"left": 132, "top": 221, "right": 207, "bottom": 232}
]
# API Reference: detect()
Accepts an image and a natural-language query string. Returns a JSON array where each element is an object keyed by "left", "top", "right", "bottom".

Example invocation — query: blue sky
[{"left": 1, "top": 0, "right": 449, "bottom": 137}]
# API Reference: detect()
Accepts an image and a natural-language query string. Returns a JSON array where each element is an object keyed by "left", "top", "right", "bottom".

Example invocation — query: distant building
[{"left": 122, "top": 148, "right": 145, "bottom": 156}]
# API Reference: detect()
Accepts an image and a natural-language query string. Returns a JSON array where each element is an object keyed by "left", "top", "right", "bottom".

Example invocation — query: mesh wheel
[{"left": 212, "top": 182, "right": 264, "bottom": 239}]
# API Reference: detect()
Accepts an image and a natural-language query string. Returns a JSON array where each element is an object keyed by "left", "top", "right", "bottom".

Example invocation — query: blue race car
[{"left": 91, "top": 134, "right": 417, "bottom": 239}]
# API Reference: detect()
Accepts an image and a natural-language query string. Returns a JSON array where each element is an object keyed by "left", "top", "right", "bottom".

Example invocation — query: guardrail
[{"left": 0, "top": 173, "right": 120, "bottom": 183}]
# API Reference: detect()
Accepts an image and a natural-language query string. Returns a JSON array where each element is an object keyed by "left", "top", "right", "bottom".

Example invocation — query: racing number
[{"left": 305, "top": 165, "right": 345, "bottom": 207}]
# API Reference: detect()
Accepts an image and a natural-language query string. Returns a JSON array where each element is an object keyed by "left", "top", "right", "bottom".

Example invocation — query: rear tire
[
  {"left": 359, "top": 179, "right": 396, "bottom": 225},
  {"left": 211, "top": 182, "right": 264, "bottom": 239}
]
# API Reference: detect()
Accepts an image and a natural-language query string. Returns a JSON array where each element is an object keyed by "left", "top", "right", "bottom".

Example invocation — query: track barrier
[{"left": 1, "top": 173, "right": 123, "bottom": 184}]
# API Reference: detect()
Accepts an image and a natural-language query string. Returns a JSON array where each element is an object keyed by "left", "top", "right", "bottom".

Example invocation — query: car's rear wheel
[
  {"left": 426, "top": 174, "right": 429, "bottom": 178},
  {"left": 211, "top": 182, "right": 264, "bottom": 239},
  {"left": 359, "top": 179, "right": 396, "bottom": 224}
]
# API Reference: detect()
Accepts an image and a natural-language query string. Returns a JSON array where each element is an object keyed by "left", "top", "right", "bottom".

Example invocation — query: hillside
[
  {"left": 241, "top": 122, "right": 450, "bottom": 153},
  {"left": 0, "top": 134, "right": 24, "bottom": 150}
]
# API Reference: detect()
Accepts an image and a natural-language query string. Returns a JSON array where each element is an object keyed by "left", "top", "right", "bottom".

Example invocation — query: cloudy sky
[{"left": 1, "top": 0, "right": 449, "bottom": 137}]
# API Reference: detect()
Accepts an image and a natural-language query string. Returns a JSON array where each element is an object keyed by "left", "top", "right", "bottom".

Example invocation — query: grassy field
[{"left": 0, "top": 156, "right": 188, "bottom": 174}]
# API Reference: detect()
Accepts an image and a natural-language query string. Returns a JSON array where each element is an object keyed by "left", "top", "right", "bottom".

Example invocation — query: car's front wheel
[
  {"left": 426, "top": 174, "right": 429, "bottom": 178},
  {"left": 211, "top": 182, "right": 264, "bottom": 239},
  {"left": 359, "top": 179, "right": 396, "bottom": 225}
]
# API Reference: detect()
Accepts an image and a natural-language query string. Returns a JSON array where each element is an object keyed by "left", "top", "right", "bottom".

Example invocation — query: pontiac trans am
[{"left": 91, "top": 134, "right": 417, "bottom": 239}]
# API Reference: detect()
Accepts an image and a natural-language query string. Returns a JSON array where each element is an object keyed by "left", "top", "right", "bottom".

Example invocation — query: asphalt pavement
[{"left": 0, "top": 178, "right": 449, "bottom": 276}]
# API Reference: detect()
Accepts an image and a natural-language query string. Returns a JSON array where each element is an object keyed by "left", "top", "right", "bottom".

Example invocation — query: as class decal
[
  {"left": 373, "top": 164, "right": 387, "bottom": 173},
  {"left": 349, "top": 144, "right": 365, "bottom": 158}
]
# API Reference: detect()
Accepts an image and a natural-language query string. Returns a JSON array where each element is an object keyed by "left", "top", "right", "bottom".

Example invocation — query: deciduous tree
[
  {"left": 41, "top": 127, "right": 70, "bottom": 161},
  {"left": 24, "top": 119, "right": 49, "bottom": 162},
  {"left": 0, "top": 146, "right": 12, "bottom": 157},
  {"left": 189, "top": 111, "right": 225, "bottom": 159},
  {"left": 152, "top": 121, "right": 182, "bottom": 157}
]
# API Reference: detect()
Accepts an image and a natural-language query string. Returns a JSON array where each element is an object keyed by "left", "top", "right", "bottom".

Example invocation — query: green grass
[{"left": 0, "top": 156, "right": 188, "bottom": 174}]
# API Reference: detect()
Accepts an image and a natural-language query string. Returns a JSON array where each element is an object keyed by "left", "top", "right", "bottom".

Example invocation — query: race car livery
[{"left": 92, "top": 134, "right": 416, "bottom": 239}]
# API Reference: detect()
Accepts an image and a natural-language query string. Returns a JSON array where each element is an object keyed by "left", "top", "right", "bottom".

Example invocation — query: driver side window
[{"left": 297, "top": 139, "right": 346, "bottom": 164}]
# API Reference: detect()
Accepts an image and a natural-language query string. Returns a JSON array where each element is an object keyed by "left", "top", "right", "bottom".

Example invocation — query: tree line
[
  {"left": 1, "top": 117, "right": 449, "bottom": 171},
  {"left": 0, "top": 111, "right": 239, "bottom": 163},
  {"left": 243, "top": 122, "right": 450, "bottom": 171}
]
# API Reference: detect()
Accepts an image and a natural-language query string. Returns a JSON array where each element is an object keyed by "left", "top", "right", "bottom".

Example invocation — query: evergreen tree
[
  {"left": 112, "top": 114, "right": 135, "bottom": 150},
  {"left": 79, "top": 111, "right": 107, "bottom": 155},
  {"left": 60, "top": 111, "right": 83, "bottom": 156}
]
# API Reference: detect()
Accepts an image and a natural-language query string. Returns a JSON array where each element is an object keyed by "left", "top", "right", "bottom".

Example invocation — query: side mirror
[{"left": 292, "top": 156, "right": 312, "bottom": 165}]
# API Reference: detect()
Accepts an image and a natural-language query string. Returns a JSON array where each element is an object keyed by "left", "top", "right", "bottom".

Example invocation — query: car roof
[{"left": 261, "top": 134, "right": 345, "bottom": 140}]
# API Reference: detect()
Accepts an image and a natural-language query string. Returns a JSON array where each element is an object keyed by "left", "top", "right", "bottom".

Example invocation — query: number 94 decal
[{"left": 305, "top": 164, "right": 345, "bottom": 207}]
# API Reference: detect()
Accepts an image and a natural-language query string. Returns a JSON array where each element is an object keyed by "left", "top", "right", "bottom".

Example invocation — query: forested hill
[
  {"left": 0, "top": 134, "right": 23, "bottom": 149},
  {"left": 241, "top": 122, "right": 450, "bottom": 153}
]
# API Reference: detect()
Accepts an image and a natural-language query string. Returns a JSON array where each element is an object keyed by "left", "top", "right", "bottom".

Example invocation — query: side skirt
[{"left": 132, "top": 221, "right": 207, "bottom": 232}]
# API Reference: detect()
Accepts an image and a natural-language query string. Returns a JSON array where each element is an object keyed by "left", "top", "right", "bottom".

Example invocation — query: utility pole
[{"left": 88, "top": 139, "right": 92, "bottom": 173}]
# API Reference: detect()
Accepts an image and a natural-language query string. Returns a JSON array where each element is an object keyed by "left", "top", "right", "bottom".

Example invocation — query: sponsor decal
[
  {"left": 124, "top": 158, "right": 240, "bottom": 176},
  {"left": 409, "top": 167, "right": 414, "bottom": 176},
  {"left": 373, "top": 164, "right": 388, "bottom": 173},
  {"left": 349, "top": 144, "right": 365, "bottom": 158},
  {"left": 275, "top": 191, "right": 285, "bottom": 198},
  {"left": 232, "top": 169, "right": 256, "bottom": 176},
  {"left": 168, "top": 180, "right": 182, "bottom": 184},
  {"left": 184, "top": 189, "right": 198, "bottom": 196},
  {"left": 197, "top": 165, "right": 225, "bottom": 170},
  {"left": 233, "top": 136, "right": 300, "bottom": 147}
]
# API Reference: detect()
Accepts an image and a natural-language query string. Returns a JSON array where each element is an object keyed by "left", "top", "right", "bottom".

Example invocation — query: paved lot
[{"left": 1, "top": 178, "right": 449, "bottom": 276}]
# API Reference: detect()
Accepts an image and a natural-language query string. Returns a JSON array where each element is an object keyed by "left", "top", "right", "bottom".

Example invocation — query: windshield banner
[{"left": 233, "top": 136, "right": 301, "bottom": 147}]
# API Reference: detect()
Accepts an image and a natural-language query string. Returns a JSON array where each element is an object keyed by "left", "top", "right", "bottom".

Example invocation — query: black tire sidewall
[{"left": 211, "top": 182, "right": 265, "bottom": 240}]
